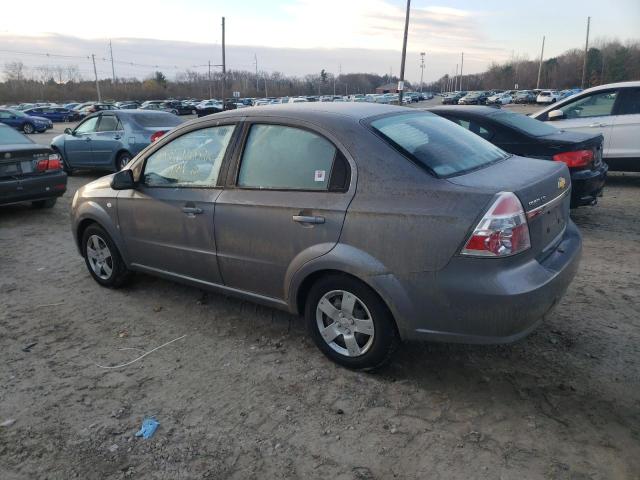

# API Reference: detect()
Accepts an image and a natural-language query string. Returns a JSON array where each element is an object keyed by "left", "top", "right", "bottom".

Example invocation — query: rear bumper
[
  {"left": 571, "top": 162, "right": 608, "bottom": 207},
  {"left": 0, "top": 171, "right": 67, "bottom": 206},
  {"left": 380, "top": 220, "right": 582, "bottom": 343}
]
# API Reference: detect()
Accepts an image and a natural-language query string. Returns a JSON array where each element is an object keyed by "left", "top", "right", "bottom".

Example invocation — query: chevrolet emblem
[{"left": 558, "top": 177, "right": 566, "bottom": 189}]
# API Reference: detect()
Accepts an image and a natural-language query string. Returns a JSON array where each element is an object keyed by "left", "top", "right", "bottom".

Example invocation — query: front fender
[
  {"left": 72, "top": 199, "right": 129, "bottom": 264},
  {"left": 285, "top": 243, "right": 415, "bottom": 339}
]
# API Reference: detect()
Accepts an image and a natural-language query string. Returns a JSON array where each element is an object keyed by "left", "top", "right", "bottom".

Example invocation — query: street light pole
[
  {"left": 398, "top": 0, "right": 411, "bottom": 104},
  {"left": 581, "top": 17, "right": 591, "bottom": 89},
  {"left": 419, "top": 52, "right": 425, "bottom": 92},
  {"left": 536, "top": 35, "right": 545, "bottom": 89}
]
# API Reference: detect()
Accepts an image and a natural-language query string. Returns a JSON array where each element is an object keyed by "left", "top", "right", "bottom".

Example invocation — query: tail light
[
  {"left": 553, "top": 150, "right": 593, "bottom": 168},
  {"left": 461, "top": 192, "right": 531, "bottom": 257},
  {"left": 150, "top": 130, "right": 167, "bottom": 142},
  {"left": 35, "top": 153, "right": 63, "bottom": 172}
]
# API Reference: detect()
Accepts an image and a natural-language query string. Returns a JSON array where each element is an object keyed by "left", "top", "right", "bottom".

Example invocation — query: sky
[{"left": 1, "top": 0, "right": 639, "bottom": 83}]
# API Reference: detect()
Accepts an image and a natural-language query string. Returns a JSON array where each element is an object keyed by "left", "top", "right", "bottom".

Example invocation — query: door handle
[
  {"left": 293, "top": 215, "right": 325, "bottom": 225},
  {"left": 588, "top": 123, "right": 605, "bottom": 128},
  {"left": 182, "top": 206, "right": 203, "bottom": 215}
]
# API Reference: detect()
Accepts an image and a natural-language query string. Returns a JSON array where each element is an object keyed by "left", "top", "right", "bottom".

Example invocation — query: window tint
[
  {"left": 143, "top": 125, "right": 235, "bottom": 187},
  {"left": 75, "top": 117, "right": 99, "bottom": 134},
  {"left": 616, "top": 88, "right": 640, "bottom": 115},
  {"left": 97, "top": 115, "right": 120, "bottom": 132},
  {"left": 0, "top": 110, "right": 11, "bottom": 119},
  {"left": 370, "top": 112, "right": 508, "bottom": 177},
  {"left": 451, "top": 118, "right": 493, "bottom": 140},
  {"left": 559, "top": 91, "right": 617, "bottom": 119},
  {"left": 132, "top": 113, "right": 182, "bottom": 128},
  {"left": 489, "top": 111, "right": 558, "bottom": 137},
  {"left": 238, "top": 124, "right": 336, "bottom": 190}
]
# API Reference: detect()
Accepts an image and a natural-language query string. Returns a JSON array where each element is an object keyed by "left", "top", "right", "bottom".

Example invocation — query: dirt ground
[{"left": 1, "top": 167, "right": 639, "bottom": 479}]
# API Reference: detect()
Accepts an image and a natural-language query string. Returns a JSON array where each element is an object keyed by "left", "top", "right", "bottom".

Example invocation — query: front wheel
[
  {"left": 23, "top": 123, "right": 35, "bottom": 134},
  {"left": 115, "top": 152, "right": 131, "bottom": 171},
  {"left": 305, "top": 274, "right": 399, "bottom": 371},
  {"left": 81, "top": 224, "right": 130, "bottom": 288}
]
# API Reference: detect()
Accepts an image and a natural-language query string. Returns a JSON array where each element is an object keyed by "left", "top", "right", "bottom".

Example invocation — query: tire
[
  {"left": 32, "top": 198, "right": 57, "bottom": 209},
  {"left": 171, "top": 109, "right": 178, "bottom": 115},
  {"left": 81, "top": 224, "right": 130, "bottom": 288},
  {"left": 23, "top": 123, "right": 35, "bottom": 134},
  {"left": 305, "top": 274, "right": 399, "bottom": 371},
  {"left": 115, "top": 152, "right": 132, "bottom": 171}
]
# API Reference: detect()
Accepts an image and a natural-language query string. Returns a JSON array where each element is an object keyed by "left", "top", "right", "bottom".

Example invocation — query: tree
[
  {"left": 153, "top": 71, "right": 168, "bottom": 88},
  {"left": 4, "top": 61, "right": 25, "bottom": 82}
]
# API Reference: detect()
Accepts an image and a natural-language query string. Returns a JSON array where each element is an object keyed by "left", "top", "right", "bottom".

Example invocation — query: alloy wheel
[
  {"left": 117, "top": 155, "right": 131, "bottom": 170},
  {"left": 86, "top": 235, "right": 113, "bottom": 280},
  {"left": 316, "top": 290, "right": 375, "bottom": 357}
]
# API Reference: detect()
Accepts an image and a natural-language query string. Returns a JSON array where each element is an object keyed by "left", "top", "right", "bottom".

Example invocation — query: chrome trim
[{"left": 526, "top": 188, "right": 570, "bottom": 220}]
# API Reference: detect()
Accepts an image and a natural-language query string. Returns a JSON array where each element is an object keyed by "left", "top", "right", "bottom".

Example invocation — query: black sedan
[
  {"left": 0, "top": 124, "right": 67, "bottom": 208},
  {"left": 428, "top": 106, "right": 608, "bottom": 207}
]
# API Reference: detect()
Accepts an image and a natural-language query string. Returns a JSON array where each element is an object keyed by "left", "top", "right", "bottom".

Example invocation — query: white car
[
  {"left": 288, "top": 97, "right": 308, "bottom": 103},
  {"left": 536, "top": 90, "right": 562, "bottom": 104},
  {"left": 532, "top": 81, "right": 640, "bottom": 171},
  {"left": 486, "top": 92, "right": 512, "bottom": 105}
]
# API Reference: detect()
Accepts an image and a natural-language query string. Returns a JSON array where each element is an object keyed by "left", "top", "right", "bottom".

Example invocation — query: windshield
[
  {"left": 0, "top": 126, "right": 32, "bottom": 144},
  {"left": 369, "top": 112, "right": 509, "bottom": 177},
  {"left": 132, "top": 113, "right": 182, "bottom": 128},
  {"left": 489, "top": 111, "right": 559, "bottom": 137}
]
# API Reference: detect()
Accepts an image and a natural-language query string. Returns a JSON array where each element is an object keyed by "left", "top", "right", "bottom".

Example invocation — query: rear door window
[
  {"left": 614, "top": 88, "right": 640, "bottom": 115},
  {"left": 237, "top": 124, "right": 337, "bottom": 190},
  {"left": 97, "top": 115, "right": 121, "bottom": 132},
  {"left": 559, "top": 90, "right": 618, "bottom": 119}
]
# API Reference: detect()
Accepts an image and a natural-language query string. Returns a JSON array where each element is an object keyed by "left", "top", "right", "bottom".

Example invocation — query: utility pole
[
  {"left": 398, "top": 0, "right": 411, "bottom": 104},
  {"left": 109, "top": 40, "right": 116, "bottom": 84},
  {"left": 536, "top": 35, "right": 545, "bottom": 89},
  {"left": 254, "top": 54, "right": 259, "bottom": 94},
  {"left": 208, "top": 60, "right": 212, "bottom": 98},
  {"left": 264, "top": 74, "right": 268, "bottom": 97},
  {"left": 581, "top": 16, "right": 591, "bottom": 89},
  {"left": 419, "top": 52, "right": 425, "bottom": 92},
  {"left": 91, "top": 54, "right": 101, "bottom": 101},
  {"left": 221, "top": 16, "right": 226, "bottom": 104},
  {"left": 459, "top": 52, "right": 464, "bottom": 90}
]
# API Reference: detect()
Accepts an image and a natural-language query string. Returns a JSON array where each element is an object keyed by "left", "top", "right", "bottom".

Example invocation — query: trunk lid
[
  {"left": 448, "top": 155, "right": 571, "bottom": 256},
  {"left": 535, "top": 130, "right": 604, "bottom": 170},
  {"left": 0, "top": 144, "right": 53, "bottom": 179}
]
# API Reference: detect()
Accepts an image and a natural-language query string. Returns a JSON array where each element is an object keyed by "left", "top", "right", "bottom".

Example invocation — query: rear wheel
[
  {"left": 32, "top": 198, "right": 57, "bottom": 209},
  {"left": 23, "top": 123, "right": 35, "bottom": 134},
  {"left": 115, "top": 152, "right": 131, "bottom": 171},
  {"left": 305, "top": 274, "right": 399, "bottom": 371},
  {"left": 81, "top": 224, "right": 130, "bottom": 288}
]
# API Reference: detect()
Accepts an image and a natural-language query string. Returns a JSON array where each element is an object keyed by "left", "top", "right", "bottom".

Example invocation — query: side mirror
[
  {"left": 64, "top": 128, "right": 73, "bottom": 135},
  {"left": 548, "top": 109, "right": 564, "bottom": 121},
  {"left": 111, "top": 169, "right": 136, "bottom": 190}
]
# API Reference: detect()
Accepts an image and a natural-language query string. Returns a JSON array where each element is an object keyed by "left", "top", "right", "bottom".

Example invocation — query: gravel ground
[{"left": 1, "top": 124, "right": 639, "bottom": 479}]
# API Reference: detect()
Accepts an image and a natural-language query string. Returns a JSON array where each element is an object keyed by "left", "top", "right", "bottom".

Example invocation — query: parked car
[
  {"left": 486, "top": 92, "right": 512, "bottom": 105},
  {"left": 64, "top": 102, "right": 80, "bottom": 110},
  {"left": 161, "top": 100, "right": 193, "bottom": 115},
  {"left": 532, "top": 81, "right": 640, "bottom": 171},
  {"left": 70, "top": 103, "right": 581, "bottom": 370},
  {"left": 0, "top": 108, "right": 52, "bottom": 133},
  {"left": 429, "top": 106, "right": 608, "bottom": 207},
  {"left": 442, "top": 92, "right": 466, "bottom": 105},
  {"left": 537, "top": 90, "right": 562, "bottom": 104},
  {"left": 195, "top": 100, "right": 224, "bottom": 117},
  {"left": 115, "top": 101, "right": 141, "bottom": 110},
  {"left": 77, "top": 103, "right": 118, "bottom": 118},
  {"left": 0, "top": 124, "right": 67, "bottom": 208},
  {"left": 458, "top": 91, "right": 489, "bottom": 105},
  {"left": 23, "top": 106, "right": 81, "bottom": 122},
  {"left": 514, "top": 91, "right": 537, "bottom": 104},
  {"left": 51, "top": 110, "right": 182, "bottom": 174}
]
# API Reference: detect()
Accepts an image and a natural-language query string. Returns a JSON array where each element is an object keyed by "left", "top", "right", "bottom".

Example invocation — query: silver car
[{"left": 71, "top": 103, "right": 582, "bottom": 370}]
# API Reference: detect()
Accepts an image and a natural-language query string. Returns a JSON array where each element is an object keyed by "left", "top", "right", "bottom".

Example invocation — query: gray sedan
[
  {"left": 70, "top": 103, "right": 582, "bottom": 370},
  {"left": 51, "top": 110, "right": 182, "bottom": 173}
]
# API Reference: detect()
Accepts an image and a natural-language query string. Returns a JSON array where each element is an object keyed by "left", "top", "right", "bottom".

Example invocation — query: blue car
[
  {"left": 23, "top": 106, "right": 81, "bottom": 123},
  {"left": 51, "top": 110, "right": 182, "bottom": 173},
  {"left": 0, "top": 108, "right": 52, "bottom": 134}
]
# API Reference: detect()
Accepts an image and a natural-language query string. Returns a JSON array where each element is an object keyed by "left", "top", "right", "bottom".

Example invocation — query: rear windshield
[
  {"left": 369, "top": 112, "right": 509, "bottom": 177},
  {"left": 0, "top": 126, "right": 32, "bottom": 145},
  {"left": 131, "top": 113, "right": 181, "bottom": 128},
  {"left": 489, "top": 111, "right": 558, "bottom": 137}
]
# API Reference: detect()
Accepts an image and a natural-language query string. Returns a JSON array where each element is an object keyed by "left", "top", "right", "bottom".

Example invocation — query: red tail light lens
[
  {"left": 461, "top": 192, "right": 531, "bottom": 257},
  {"left": 150, "top": 130, "right": 167, "bottom": 142},
  {"left": 35, "top": 153, "right": 63, "bottom": 172},
  {"left": 553, "top": 150, "right": 593, "bottom": 168}
]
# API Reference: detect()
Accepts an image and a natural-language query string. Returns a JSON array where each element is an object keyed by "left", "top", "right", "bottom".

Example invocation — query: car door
[
  {"left": 214, "top": 121, "right": 355, "bottom": 300},
  {"left": 608, "top": 87, "right": 640, "bottom": 167},
  {"left": 543, "top": 89, "right": 618, "bottom": 157},
  {"left": 91, "top": 114, "right": 124, "bottom": 167},
  {"left": 117, "top": 123, "right": 238, "bottom": 284},
  {"left": 64, "top": 116, "right": 100, "bottom": 166}
]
